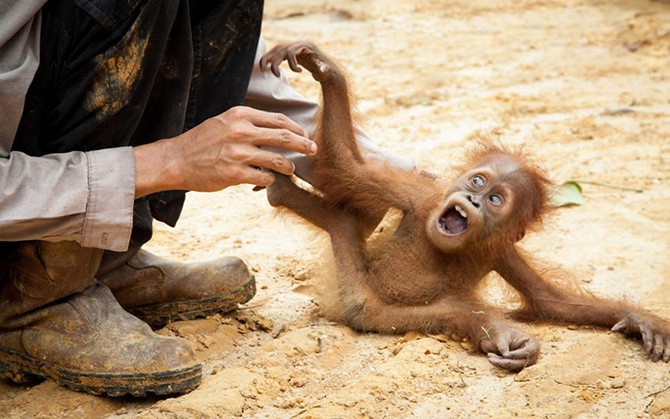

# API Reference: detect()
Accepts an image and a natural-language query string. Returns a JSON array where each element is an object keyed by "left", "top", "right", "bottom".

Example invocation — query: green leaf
[{"left": 550, "top": 181, "right": 584, "bottom": 207}]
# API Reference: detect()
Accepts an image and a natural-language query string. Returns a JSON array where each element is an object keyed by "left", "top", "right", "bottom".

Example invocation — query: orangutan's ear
[{"left": 515, "top": 229, "right": 526, "bottom": 242}]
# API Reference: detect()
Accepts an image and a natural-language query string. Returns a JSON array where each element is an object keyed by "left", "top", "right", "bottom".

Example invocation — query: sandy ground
[{"left": 2, "top": 0, "right": 670, "bottom": 417}]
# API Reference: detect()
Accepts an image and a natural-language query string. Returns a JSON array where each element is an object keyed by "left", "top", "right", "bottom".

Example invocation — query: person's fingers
[
  {"left": 223, "top": 108, "right": 316, "bottom": 153},
  {"left": 247, "top": 150, "right": 296, "bottom": 176},
  {"left": 235, "top": 166, "right": 276, "bottom": 187},
  {"left": 244, "top": 108, "right": 309, "bottom": 137},
  {"left": 254, "top": 126, "right": 316, "bottom": 155},
  {"left": 212, "top": 107, "right": 316, "bottom": 155}
]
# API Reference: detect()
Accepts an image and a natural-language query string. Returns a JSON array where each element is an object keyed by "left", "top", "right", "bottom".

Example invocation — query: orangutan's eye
[
  {"left": 472, "top": 175, "right": 486, "bottom": 188},
  {"left": 489, "top": 194, "right": 503, "bottom": 206}
]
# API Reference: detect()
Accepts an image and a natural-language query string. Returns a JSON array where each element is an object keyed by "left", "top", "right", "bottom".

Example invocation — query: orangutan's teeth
[{"left": 455, "top": 205, "right": 467, "bottom": 218}]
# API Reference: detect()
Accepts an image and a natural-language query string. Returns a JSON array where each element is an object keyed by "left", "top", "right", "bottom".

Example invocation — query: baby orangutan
[{"left": 261, "top": 42, "right": 670, "bottom": 371}]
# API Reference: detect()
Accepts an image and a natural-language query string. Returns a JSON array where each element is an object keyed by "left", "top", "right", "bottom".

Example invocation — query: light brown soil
[{"left": 2, "top": 0, "right": 669, "bottom": 417}]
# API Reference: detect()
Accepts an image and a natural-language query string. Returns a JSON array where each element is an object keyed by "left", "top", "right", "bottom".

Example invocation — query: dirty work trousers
[{"left": 1, "top": 0, "right": 263, "bottom": 275}]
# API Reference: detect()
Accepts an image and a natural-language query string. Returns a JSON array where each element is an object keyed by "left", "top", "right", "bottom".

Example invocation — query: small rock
[{"left": 610, "top": 377, "right": 625, "bottom": 389}]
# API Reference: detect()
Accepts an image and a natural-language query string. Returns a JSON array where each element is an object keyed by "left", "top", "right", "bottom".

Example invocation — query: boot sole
[
  {"left": 0, "top": 347, "right": 201, "bottom": 396},
  {"left": 129, "top": 275, "right": 257, "bottom": 329}
]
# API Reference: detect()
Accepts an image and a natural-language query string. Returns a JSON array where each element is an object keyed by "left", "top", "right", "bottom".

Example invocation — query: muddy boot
[
  {"left": 0, "top": 241, "right": 202, "bottom": 396},
  {"left": 97, "top": 248, "right": 256, "bottom": 329}
]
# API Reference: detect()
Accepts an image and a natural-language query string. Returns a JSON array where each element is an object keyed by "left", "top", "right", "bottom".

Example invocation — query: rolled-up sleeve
[{"left": 0, "top": 147, "right": 135, "bottom": 251}]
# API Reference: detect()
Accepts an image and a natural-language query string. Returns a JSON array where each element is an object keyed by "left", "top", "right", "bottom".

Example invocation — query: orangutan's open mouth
[{"left": 438, "top": 204, "right": 468, "bottom": 236}]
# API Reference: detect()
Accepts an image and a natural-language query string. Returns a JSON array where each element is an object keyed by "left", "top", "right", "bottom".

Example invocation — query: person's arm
[
  {"left": 1, "top": 106, "right": 315, "bottom": 251},
  {"left": 134, "top": 105, "right": 315, "bottom": 197},
  {"left": 0, "top": 147, "right": 135, "bottom": 251}
]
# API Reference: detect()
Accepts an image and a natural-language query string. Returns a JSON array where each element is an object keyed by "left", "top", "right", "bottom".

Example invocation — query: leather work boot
[
  {"left": 97, "top": 247, "right": 256, "bottom": 329},
  {"left": 0, "top": 241, "right": 202, "bottom": 396}
]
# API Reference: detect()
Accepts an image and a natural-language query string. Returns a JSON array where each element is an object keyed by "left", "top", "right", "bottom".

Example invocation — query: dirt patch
[{"left": 2, "top": 0, "right": 670, "bottom": 417}]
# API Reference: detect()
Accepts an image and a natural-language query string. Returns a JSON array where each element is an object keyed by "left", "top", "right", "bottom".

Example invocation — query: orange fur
[{"left": 264, "top": 42, "right": 670, "bottom": 370}]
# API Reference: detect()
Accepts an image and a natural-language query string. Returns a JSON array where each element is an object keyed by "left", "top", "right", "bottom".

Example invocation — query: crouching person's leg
[
  {"left": 97, "top": 247, "right": 255, "bottom": 329},
  {"left": 4, "top": 0, "right": 264, "bottom": 396},
  {"left": 0, "top": 241, "right": 201, "bottom": 396},
  {"left": 94, "top": 0, "right": 263, "bottom": 330}
]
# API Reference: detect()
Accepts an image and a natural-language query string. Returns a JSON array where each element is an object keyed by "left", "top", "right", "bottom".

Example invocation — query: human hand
[{"left": 135, "top": 106, "right": 316, "bottom": 197}]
